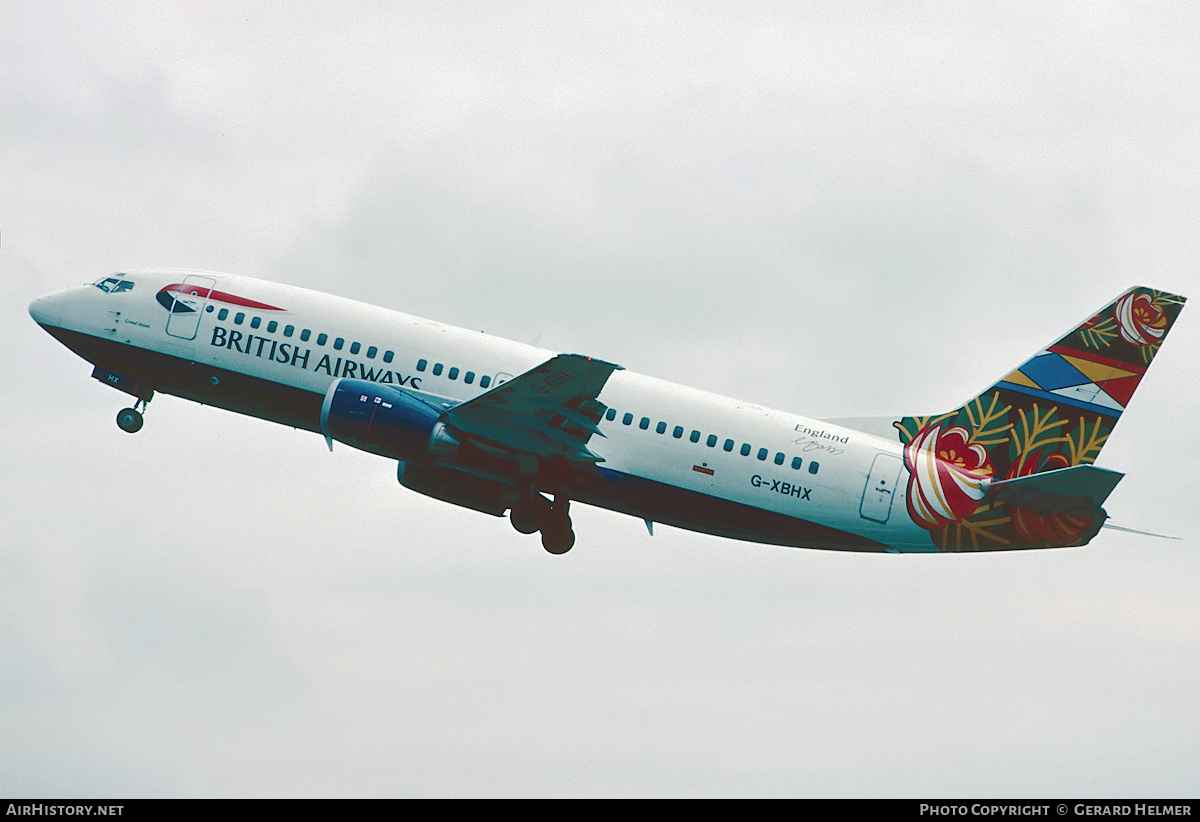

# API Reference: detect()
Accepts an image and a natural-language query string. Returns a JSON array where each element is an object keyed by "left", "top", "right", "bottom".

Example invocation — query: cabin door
[
  {"left": 860, "top": 453, "right": 903, "bottom": 523},
  {"left": 165, "top": 275, "right": 216, "bottom": 340}
]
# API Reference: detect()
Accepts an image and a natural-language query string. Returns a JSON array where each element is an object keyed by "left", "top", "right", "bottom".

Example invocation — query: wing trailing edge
[{"left": 445, "top": 353, "right": 623, "bottom": 461}]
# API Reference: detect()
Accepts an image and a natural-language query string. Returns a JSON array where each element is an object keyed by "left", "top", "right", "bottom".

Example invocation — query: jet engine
[
  {"left": 397, "top": 463, "right": 513, "bottom": 516},
  {"left": 319, "top": 378, "right": 460, "bottom": 464}
]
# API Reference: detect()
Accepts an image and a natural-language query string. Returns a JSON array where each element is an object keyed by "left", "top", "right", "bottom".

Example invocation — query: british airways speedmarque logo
[{"left": 156, "top": 283, "right": 286, "bottom": 314}]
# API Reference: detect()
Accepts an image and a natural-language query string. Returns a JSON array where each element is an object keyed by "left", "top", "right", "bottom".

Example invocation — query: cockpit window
[{"left": 94, "top": 276, "right": 135, "bottom": 294}]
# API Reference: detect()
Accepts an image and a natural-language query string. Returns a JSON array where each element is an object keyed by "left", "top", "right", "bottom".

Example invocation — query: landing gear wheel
[
  {"left": 541, "top": 523, "right": 575, "bottom": 555},
  {"left": 540, "top": 497, "right": 575, "bottom": 554},
  {"left": 510, "top": 493, "right": 552, "bottom": 535},
  {"left": 510, "top": 504, "right": 540, "bottom": 535},
  {"left": 116, "top": 407, "right": 144, "bottom": 434}
]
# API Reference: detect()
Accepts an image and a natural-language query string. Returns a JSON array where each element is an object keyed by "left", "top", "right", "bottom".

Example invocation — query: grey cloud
[{"left": 5, "top": 0, "right": 1199, "bottom": 797}]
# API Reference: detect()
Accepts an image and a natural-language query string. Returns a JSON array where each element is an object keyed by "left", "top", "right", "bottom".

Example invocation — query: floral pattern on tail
[{"left": 893, "top": 286, "right": 1185, "bottom": 551}]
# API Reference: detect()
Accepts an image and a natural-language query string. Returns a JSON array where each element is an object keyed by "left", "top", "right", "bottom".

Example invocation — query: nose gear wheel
[{"left": 116, "top": 407, "right": 143, "bottom": 433}]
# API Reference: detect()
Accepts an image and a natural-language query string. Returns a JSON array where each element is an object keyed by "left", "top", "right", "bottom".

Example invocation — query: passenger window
[
  {"left": 808, "top": 462, "right": 820, "bottom": 474},
  {"left": 656, "top": 422, "right": 666, "bottom": 434},
  {"left": 706, "top": 434, "right": 717, "bottom": 447},
  {"left": 218, "top": 308, "right": 228, "bottom": 321},
  {"left": 723, "top": 438, "right": 734, "bottom": 452},
  {"left": 334, "top": 338, "right": 344, "bottom": 350},
  {"left": 417, "top": 359, "right": 427, "bottom": 372},
  {"left": 606, "top": 408, "right": 617, "bottom": 421},
  {"left": 774, "top": 452, "right": 785, "bottom": 465},
  {"left": 639, "top": 417, "right": 649, "bottom": 430},
  {"left": 234, "top": 312, "right": 245, "bottom": 325},
  {"left": 622, "top": 413, "right": 633, "bottom": 426},
  {"left": 673, "top": 426, "right": 684, "bottom": 439},
  {"left": 367, "top": 346, "right": 377, "bottom": 359},
  {"left": 791, "top": 457, "right": 803, "bottom": 470},
  {"left": 449, "top": 367, "right": 459, "bottom": 380},
  {"left": 432, "top": 363, "right": 443, "bottom": 376},
  {"left": 740, "top": 443, "right": 751, "bottom": 456},
  {"left": 287, "top": 325, "right": 297, "bottom": 338},
  {"left": 317, "top": 333, "right": 328, "bottom": 346},
  {"left": 757, "top": 448, "right": 768, "bottom": 461},
  {"left": 299, "top": 329, "right": 309, "bottom": 341},
  {"left": 382, "top": 350, "right": 393, "bottom": 363},
  {"left": 480, "top": 375, "right": 491, "bottom": 388},
  {"left": 350, "top": 342, "right": 361, "bottom": 355},
  {"left": 267, "top": 321, "right": 278, "bottom": 333},
  {"left": 250, "top": 316, "right": 261, "bottom": 329},
  {"left": 690, "top": 430, "right": 701, "bottom": 443},
  {"left": 465, "top": 371, "right": 475, "bottom": 384}
]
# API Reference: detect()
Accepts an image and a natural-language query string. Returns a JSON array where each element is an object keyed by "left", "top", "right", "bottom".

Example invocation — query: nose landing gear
[{"left": 116, "top": 397, "right": 150, "bottom": 434}]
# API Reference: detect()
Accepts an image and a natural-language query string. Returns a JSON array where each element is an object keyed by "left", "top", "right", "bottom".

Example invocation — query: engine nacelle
[
  {"left": 398, "top": 463, "right": 513, "bottom": 517},
  {"left": 320, "top": 378, "right": 460, "bottom": 463}
]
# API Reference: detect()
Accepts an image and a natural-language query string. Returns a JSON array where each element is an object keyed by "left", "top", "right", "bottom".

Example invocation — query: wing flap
[{"left": 445, "top": 353, "right": 622, "bottom": 460}]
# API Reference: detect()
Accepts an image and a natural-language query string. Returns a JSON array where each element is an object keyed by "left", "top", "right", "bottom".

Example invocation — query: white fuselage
[{"left": 31, "top": 269, "right": 935, "bottom": 552}]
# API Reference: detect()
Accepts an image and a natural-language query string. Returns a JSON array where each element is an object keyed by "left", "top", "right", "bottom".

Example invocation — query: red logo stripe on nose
[{"left": 159, "top": 284, "right": 285, "bottom": 311}]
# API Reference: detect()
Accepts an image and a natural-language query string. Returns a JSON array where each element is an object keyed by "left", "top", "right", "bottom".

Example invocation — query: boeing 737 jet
[{"left": 30, "top": 271, "right": 1185, "bottom": 554}]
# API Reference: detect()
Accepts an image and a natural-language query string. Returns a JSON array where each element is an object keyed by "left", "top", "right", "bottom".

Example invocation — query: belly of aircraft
[
  {"left": 41, "top": 325, "right": 895, "bottom": 552},
  {"left": 564, "top": 467, "right": 892, "bottom": 552},
  {"left": 39, "top": 325, "right": 325, "bottom": 433}
]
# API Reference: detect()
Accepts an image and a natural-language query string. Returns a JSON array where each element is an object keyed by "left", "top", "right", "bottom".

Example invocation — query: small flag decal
[{"left": 692, "top": 464, "right": 714, "bottom": 476}]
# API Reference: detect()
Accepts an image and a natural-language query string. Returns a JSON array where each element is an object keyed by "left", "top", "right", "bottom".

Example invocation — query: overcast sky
[{"left": 3, "top": 1, "right": 1198, "bottom": 797}]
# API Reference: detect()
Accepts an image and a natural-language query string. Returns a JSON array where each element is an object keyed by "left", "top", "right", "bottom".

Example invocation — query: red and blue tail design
[{"left": 894, "top": 287, "right": 1186, "bottom": 551}]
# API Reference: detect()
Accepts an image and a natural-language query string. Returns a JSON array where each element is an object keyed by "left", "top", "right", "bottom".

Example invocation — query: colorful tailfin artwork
[{"left": 893, "top": 286, "right": 1186, "bottom": 551}]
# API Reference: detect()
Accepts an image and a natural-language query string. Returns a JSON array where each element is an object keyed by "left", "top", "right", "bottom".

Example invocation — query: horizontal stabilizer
[{"left": 988, "top": 464, "right": 1124, "bottom": 514}]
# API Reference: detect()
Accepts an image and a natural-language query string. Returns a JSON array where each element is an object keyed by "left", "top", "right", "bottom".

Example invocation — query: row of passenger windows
[
  {"left": 213, "top": 306, "right": 400, "bottom": 360},
  {"left": 211, "top": 309, "right": 807, "bottom": 469},
  {"left": 211, "top": 307, "right": 495, "bottom": 391},
  {"left": 211, "top": 307, "right": 398, "bottom": 363},
  {"left": 212, "top": 308, "right": 807, "bottom": 469},
  {"left": 604, "top": 407, "right": 820, "bottom": 474},
  {"left": 416, "top": 359, "right": 492, "bottom": 389}
]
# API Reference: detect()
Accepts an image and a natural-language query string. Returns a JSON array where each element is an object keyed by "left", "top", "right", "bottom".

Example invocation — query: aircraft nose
[
  {"left": 29, "top": 292, "right": 65, "bottom": 328},
  {"left": 30, "top": 295, "right": 52, "bottom": 325}
]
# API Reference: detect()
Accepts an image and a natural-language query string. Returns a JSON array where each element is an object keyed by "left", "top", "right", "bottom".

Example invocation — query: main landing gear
[
  {"left": 509, "top": 492, "right": 575, "bottom": 554},
  {"left": 116, "top": 398, "right": 149, "bottom": 434}
]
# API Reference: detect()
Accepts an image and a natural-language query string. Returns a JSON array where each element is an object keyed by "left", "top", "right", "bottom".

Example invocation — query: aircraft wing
[{"left": 444, "top": 354, "right": 623, "bottom": 461}]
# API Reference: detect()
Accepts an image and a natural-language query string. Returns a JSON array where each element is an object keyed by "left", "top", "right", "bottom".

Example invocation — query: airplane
[{"left": 29, "top": 270, "right": 1186, "bottom": 554}]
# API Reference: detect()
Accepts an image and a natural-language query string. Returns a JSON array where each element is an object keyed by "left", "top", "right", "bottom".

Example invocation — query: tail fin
[
  {"left": 891, "top": 286, "right": 1185, "bottom": 551},
  {"left": 976, "top": 285, "right": 1184, "bottom": 436}
]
